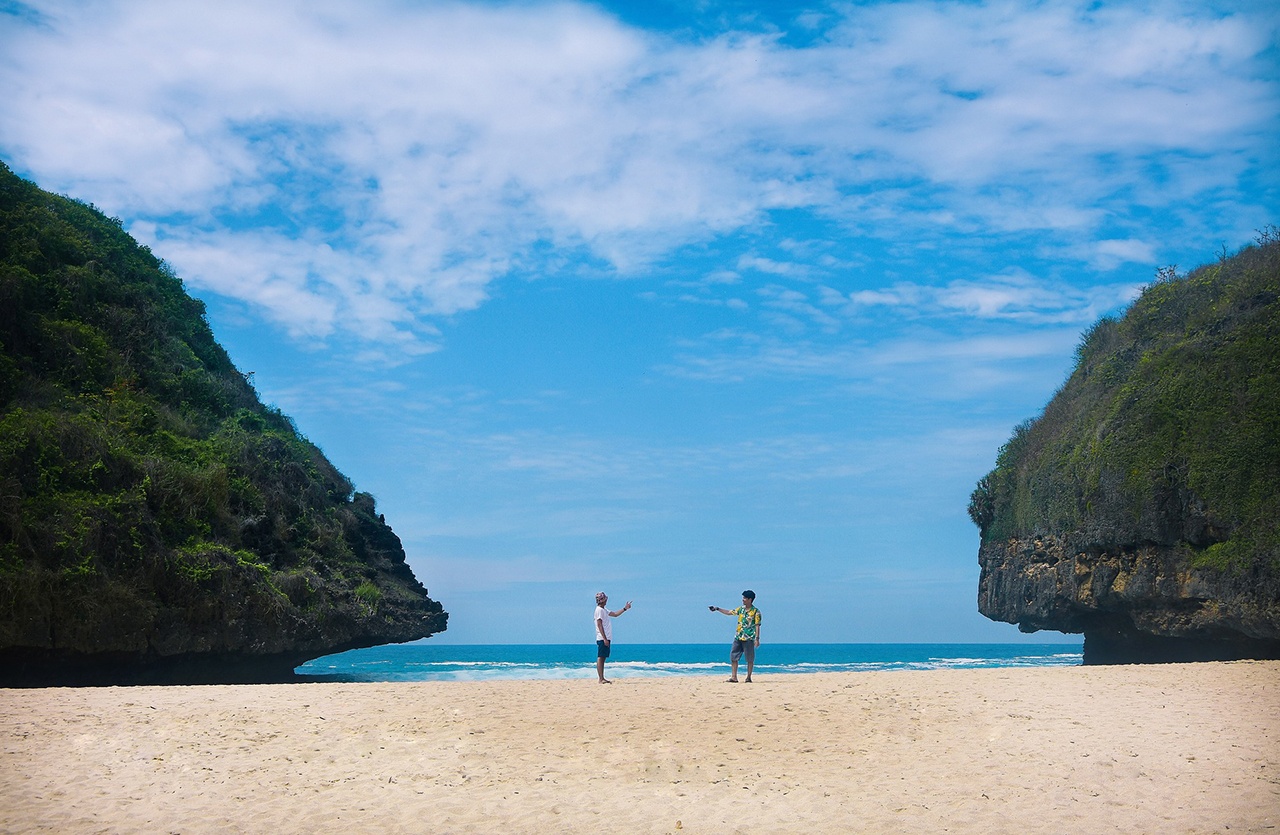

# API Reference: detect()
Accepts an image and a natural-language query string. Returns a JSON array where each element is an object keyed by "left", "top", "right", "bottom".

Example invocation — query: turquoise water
[{"left": 295, "top": 643, "right": 1083, "bottom": 682}]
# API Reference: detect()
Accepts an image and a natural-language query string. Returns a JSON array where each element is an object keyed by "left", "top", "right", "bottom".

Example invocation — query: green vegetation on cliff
[
  {"left": 0, "top": 162, "right": 444, "bottom": 678},
  {"left": 970, "top": 230, "right": 1280, "bottom": 577}
]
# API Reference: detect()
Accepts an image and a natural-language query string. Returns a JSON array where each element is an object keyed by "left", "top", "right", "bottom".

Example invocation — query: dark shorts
[
  {"left": 597, "top": 640, "right": 611, "bottom": 659},
  {"left": 731, "top": 638, "right": 756, "bottom": 664}
]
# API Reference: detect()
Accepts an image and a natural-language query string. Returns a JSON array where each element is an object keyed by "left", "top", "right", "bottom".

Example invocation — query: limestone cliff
[
  {"left": 0, "top": 163, "right": 446, "bottom": 684},
  {"left": 971, "top": 233, "right": 1280, "bottom": 663}
]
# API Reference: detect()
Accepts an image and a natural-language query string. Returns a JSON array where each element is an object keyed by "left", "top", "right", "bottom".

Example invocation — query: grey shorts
[{"left": 731, "top": 638, "right": 756, "bottom": 664}]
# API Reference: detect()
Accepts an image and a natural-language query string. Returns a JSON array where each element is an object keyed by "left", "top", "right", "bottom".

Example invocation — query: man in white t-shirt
[{"left": 594, "top": 591, "right": 632, "bottom": 684}]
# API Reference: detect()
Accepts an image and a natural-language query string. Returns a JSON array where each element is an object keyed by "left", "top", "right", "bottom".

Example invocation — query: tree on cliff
[{"left": 0, "top": 162, "right": 446, "bottom": 683}]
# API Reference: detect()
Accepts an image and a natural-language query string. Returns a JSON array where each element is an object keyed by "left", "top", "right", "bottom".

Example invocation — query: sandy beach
[{"left": 1, "top": 661, "right": 1276, "bottom": 833}]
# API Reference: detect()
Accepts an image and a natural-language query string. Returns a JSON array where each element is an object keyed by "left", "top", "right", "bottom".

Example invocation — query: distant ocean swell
[{"left": 295, "top": 643, "right": 1083, "bottom": 683}]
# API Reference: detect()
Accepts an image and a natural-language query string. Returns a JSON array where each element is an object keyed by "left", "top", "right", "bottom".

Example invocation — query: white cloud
[
  {"left": 848, "top": 286, "right": 926, "bottom": 310},
  {"left": 1088, "top": 238, "right": 1158, "bottom": 270},
  {"left": 1, "top": 0, "right": 1274, "bottom": 346},
  {"left": 837, "top": 271, "right": 1137, "bottom": 326},
  {"left": 758, "top": 284, "right": 842, "bottom": 332},
  {"left": 661, "top": 264, "right": 1115, "bottom": 390},
  {"left": 738, "top": 254, "right": 809, "bottom": 277},
  {"left": 662, "top": 325, "right": 1086, "bottom": 407}
]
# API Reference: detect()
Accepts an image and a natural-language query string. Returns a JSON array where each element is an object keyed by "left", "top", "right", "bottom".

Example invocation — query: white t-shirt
[{"left": 594, "top": 604, "right": 611, "bottom": 641}]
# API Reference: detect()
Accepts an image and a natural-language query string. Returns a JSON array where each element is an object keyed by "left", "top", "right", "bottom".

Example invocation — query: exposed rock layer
[
  {"left": 0, "top": 507, "right": 448, "bottom": 685},
  {"left": 979, "top": 535, "right": 1280, "bottom": 664}
]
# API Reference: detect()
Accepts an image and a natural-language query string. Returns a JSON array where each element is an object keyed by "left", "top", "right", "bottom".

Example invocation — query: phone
[{"left": 708, "top": 605, "right": 716, "bottom": 611}]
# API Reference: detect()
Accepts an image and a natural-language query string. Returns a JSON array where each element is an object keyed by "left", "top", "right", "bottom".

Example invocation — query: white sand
[{"left": 1, "top": 661, "right": 1276, "bottom": 833}]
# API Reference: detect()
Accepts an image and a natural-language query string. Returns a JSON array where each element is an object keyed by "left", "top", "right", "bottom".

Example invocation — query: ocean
[{"left": 294, "top": 642, "right": 1084, "bottom": 682}]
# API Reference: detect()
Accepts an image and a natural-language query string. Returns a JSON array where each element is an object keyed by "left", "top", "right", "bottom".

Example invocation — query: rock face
[
  {"left": 971, "top": 234, "right": 1280, "bottom": 664},
  {"left": 0, "top": 506, "right": 448, "bottom": 685},
  {"left": 0, "top": 163, "right": 446, "bottom": 685},
  {"left": 978, "top": 536, "right": 1280, "bottom": 664}
]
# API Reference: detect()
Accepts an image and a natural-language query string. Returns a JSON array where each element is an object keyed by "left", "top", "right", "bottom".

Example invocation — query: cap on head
[
  {"left": 742, "top": 589, "right": 755, "bottom": 601},
  {"left": 595, "top": 591, "right": 607, "bottom": 601}
]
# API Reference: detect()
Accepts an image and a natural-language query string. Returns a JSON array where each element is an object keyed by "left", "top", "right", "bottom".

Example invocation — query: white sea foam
[{"left": 295, "top": 644, "right": 1084, "bottom": 682}]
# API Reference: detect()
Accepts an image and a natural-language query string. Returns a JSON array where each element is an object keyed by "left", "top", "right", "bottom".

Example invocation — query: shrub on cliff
[
  {"left": 970, "top": 229, "right": 1280, "bottom": 578},
  {"left": 0, "top": 162, "right": 445, "bottom": 680}
]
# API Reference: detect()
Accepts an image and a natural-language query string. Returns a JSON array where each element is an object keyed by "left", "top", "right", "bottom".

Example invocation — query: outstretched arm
[
  {"left": 609, "top": 601, "right": 632, "bottom": 617},
  {"left": 710, "top": 606, "right": 735, "bottom": 616}
]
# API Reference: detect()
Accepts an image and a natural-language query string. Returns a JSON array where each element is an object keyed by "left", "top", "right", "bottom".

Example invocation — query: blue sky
[{"left": 2, "top": 0, "right": 1277, "bottom": 644}]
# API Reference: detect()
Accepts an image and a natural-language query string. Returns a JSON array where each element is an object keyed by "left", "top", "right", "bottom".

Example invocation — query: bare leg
[
  {"left": 597, "top": 656, "right": 610, "bottom": 683},
  {"left": 729, "top": 656, "right": 739, "bottom": 682}
]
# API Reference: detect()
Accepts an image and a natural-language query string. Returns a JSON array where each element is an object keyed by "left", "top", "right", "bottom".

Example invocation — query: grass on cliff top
[{"left": 969, "top": 227, "right": 1280, "bottom": 575}]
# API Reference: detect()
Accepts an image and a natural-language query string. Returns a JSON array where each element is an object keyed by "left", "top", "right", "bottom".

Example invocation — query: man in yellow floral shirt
[{"left": 710, "top": 590, "right": 761, "bottom": 682}]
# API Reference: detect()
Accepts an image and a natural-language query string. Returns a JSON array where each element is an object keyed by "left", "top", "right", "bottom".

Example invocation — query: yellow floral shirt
[{"left": 734, "top": 606, "right": 761, "bottom": 641}]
